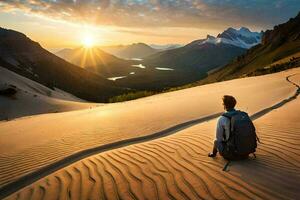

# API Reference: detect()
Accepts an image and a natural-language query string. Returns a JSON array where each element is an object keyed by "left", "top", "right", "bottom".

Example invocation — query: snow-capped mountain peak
[{"left": 201, "top": 27, "right": 262, "bottom": 49}]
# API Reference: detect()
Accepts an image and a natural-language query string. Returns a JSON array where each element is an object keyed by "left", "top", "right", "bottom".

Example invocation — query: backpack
[{"left": 221, "top": 110, "right": 258, "bottom": 161}]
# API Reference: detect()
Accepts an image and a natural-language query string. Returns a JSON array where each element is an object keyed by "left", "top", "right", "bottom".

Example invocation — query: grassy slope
[{"left": 204, "top": 41, "right": 300, "bottom": 82}]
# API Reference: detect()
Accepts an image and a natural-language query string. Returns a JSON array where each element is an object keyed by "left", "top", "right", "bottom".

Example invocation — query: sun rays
[{"left": 68, "top": 47, "right": 107, "bottom": 74}]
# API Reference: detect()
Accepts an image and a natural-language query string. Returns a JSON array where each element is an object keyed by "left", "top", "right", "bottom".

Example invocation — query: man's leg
[{"left": 208, "top": 140, "right": 218, "bottom": 157}]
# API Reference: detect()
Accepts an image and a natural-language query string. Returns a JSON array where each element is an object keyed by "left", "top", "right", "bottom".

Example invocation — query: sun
[{"left": 82, "top": 34, "right": 94, "bottom": 48}]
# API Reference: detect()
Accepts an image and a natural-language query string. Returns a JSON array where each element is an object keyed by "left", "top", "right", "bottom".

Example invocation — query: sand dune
[
  {"left": 0, "top": 66, "right": 98, "bottom": 120},
  {"left": 0, "top": 68, "right": 299, "bottom": 199},
  {"left": 3, "top": 78, "right": 300, "bottom": 199}
]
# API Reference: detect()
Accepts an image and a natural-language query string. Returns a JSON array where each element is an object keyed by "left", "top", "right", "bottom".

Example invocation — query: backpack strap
[
  {"left": 222, "top": 111, "right": 239, "bottom": 130},
  {"left": 256, "top": 135, "right": 261, "bottom": 143},
  {"left": 222, "top": 160, "right": 231, "bottom": 171},
  {"left": 222, "top": 113, "right": 231, "bottom": 141},
  {"left": 222, "top": 112, "right": 238, "bottom": 141}
]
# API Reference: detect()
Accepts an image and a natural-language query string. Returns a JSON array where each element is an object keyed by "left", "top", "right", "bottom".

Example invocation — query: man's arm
[
  {"left": 208, "top": 117, "right": 225, "bottom": 157},
  {"left": 216, "top": 117, "right": 225, "bottom": 142}
]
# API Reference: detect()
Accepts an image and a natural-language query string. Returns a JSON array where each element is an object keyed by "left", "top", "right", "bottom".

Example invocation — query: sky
[{"left": 1, "top": 0, "right": 300, "bottom": 51}]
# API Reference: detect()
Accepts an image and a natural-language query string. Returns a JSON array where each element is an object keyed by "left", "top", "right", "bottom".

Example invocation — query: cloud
[
  {"left": 114, "top": 27, "right": 194, "bottom": 38},
  {"left": 1, "top": 0, "right": 300, "bottom": 30}
]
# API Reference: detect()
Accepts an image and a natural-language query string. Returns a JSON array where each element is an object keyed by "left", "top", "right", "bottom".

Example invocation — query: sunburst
[{"left": 82, "top": 34, "right": 94, "bottom": 48}]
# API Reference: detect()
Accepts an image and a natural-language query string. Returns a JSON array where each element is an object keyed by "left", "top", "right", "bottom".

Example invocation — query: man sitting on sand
[
  {"left": 208, "top": 95, "right": 237, "bottom": 157},
  {"left": 208, "top": 95, "right": 258, "bottom": 159}
]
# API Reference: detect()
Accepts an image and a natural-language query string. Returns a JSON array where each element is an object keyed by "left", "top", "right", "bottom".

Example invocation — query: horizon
[{"left": 1, "top": 1, "right": 300, "bottom": 52}]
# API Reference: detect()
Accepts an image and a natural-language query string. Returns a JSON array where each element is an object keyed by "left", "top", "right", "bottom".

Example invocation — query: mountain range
[
  {"left": 141, "top": 27, "right": 261, "bottom": 84},
  {"left": 55, "top": 46, "right": 177, "bottom": 91},
  {"left": 0, "top": 28, "right": 126, "bottom": 102},
  {"left": 55, "top": 27, "right": 263, "bottom": 90},
  {"left": 110, "top": 28, "right": 259, "bottom": 90},
  {"left": 203, "top": 27, "right": 262, "bottom": 49},
  {"left": 1, "top": 12, "right": 299, "bottom": 103},
  {"left": 100, "top": 43, "right": 158, "bottom": 59},
  {"left": 201, "top": 12, "right": 300, "bottom": 83},
  {"left": 149, "top": 44, "right": 183, "bottom": 50},
  {"left": 57, "top": 43, "right": 180, "bottom": 62},
  {"left": 56, "top": 47, "right": 136, "bottom": 77}
]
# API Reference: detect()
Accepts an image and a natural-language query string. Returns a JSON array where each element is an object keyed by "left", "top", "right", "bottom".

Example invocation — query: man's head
[{"left": 222, "top": 95, "right": 236, "bottom": 111}]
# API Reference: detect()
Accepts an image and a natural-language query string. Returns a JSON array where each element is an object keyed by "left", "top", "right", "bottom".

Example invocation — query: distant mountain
[
  {"left": 100, "top": 43, "right": 158, "bottom": 59},
  {"left": 202, "top": 27, "right": 262, "bottom": 49},
  {"left": 201, "top": 12, "right": 300, "bottom": 83},
  {"left": 0, "top": 28, "right": 126, "bottom": 102},
  {"left": 56, "top": 47, "right": 135, "bottom": 77},
  {"left": 142, "top": 28, "right": 259, "bottom": 82},
  {"left": 149, "top": 44, "right": 183, "bottom": 50}
]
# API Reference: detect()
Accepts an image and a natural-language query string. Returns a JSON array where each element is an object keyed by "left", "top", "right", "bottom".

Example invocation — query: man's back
[{"left": 209, "top": 95, "right": 257, "bottom": 159}]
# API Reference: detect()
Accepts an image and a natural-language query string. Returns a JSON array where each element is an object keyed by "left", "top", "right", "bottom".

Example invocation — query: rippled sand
[{"left": 1, "top": 68, "right": 300, "bottom": 199}]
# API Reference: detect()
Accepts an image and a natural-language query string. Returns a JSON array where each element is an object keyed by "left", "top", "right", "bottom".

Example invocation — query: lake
[
  {"left": 107, "top": 76, "right": 127, "bottom": 81},
  {"left": 155, "top": 67, "right": 174, "bottom": 71}
]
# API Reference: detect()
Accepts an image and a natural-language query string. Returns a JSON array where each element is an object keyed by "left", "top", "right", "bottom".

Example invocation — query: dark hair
[{"left": 222, "top": 95, "right": 236, "bottom": 111}]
